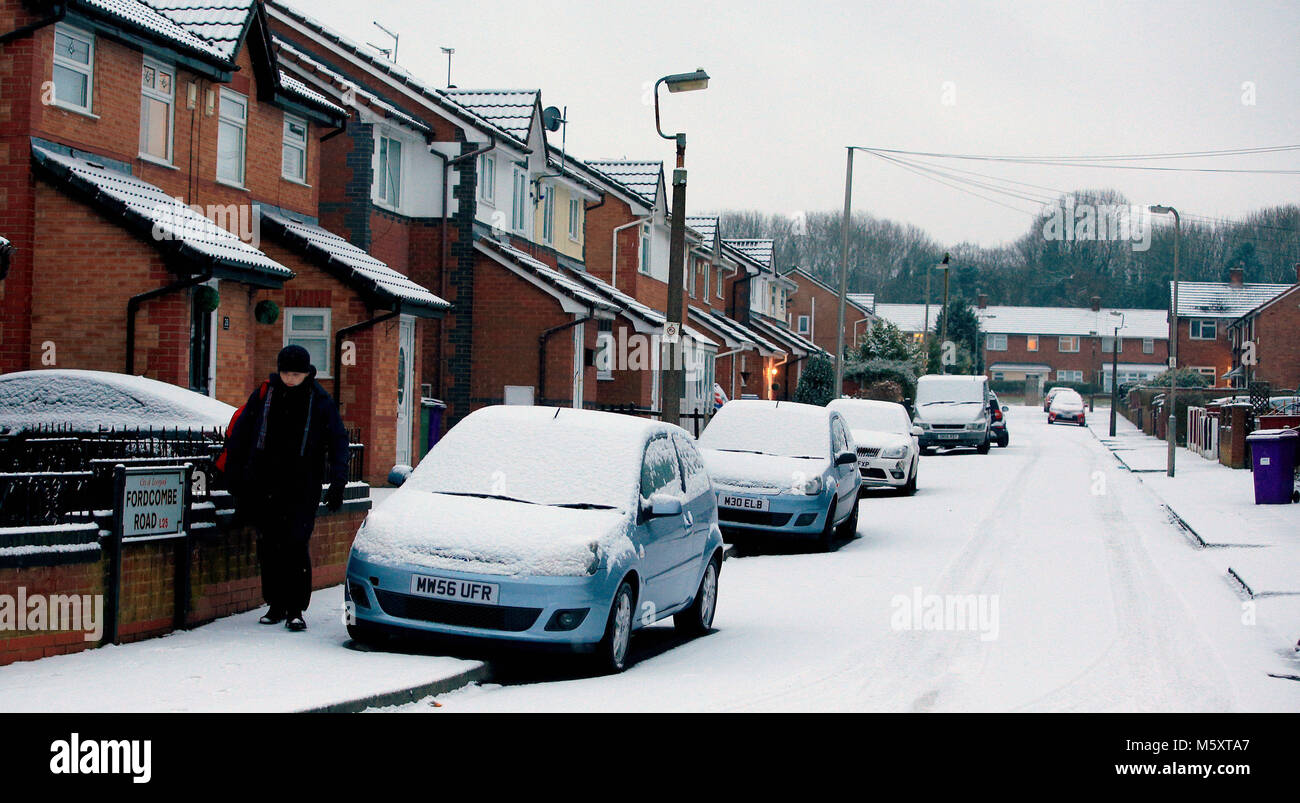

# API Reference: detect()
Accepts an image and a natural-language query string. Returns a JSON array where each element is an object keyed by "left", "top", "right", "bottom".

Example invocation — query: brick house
[
  {"left": 0, "top": 0, "right": 452, "bottom": 484},
  {"left": 1172, "top": 267, "right": 1291, "bottom": 386},
  {"left": 1226, "top": 265, "right": 1300, "bottom": 391},
  {"left": 786, "top": 267, "right": 874, "bottom": 357}
]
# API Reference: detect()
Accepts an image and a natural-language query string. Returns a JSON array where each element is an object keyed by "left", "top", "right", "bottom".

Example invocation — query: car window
[
  {"left": 672, "top": 434, "right": 711, "bottom": 497},
  {"left": 640, "top": 435, "right": 684, "bottom": 499},
  {"left": 831, "top": 416, "right": 850, "bottom": 454}
]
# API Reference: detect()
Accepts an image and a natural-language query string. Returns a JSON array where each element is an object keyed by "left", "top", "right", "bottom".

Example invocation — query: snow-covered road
[{"left": 382, "top": 405, "right": 1300, "bottom": 713}]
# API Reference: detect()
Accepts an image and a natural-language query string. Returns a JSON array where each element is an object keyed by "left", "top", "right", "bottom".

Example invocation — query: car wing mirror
[
  {"left": 835, "top": 451, "right": 857, "bottom": 466},
  {"left": 911, "top": 425, "right": 923, "bottom": 437},
  {"left": 644, "top": 493, "right": 683, "bottom": 517},
  {"left": 1002, "top": 405, "right": 1009, "bottom": 412}
]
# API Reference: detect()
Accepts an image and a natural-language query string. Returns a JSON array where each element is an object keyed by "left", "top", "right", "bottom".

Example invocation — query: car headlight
[
  {"left": 968, "top": 421, "right": 986, "bottom": 430},
  {"left": 879, "top": 445, "right": 908, "bottom": 459},
  {"left": 800, "top": 475, "right": 824, "bottom": 496},
  {"left": 915, "top": 421, "right": 930, "bottom": 430}
]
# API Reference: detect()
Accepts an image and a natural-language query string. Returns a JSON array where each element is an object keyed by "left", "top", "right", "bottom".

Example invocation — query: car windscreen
[
  {"left": 698, "top": 404, "right": 829, "bottom": 458},
  {"left": 1055, "top": 390, "right": 1083, "bottom": 405},
  {"left": 831, "top": 403, "right": 908, "bottom": 433},
  {"left": 915, "top": 379, "right": 985, "bottom": 406},
  {"left": 405, "top": 414, "right": 641, "bottom": 511}
]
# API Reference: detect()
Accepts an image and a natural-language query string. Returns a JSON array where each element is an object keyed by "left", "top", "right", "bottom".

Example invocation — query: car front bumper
[
  {"left": 856, "top": 453, "right": 912, "bottom": 487},
  {"left": 918, "top": 429, "right": 987, "bottom": 448},
  {"left": 713, "top": 487, "right": 837, "bottom": 536}
]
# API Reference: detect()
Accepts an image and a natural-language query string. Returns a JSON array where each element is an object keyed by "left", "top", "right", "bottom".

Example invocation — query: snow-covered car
[
  {"left": 989, "top": 392, "right": 1009, "bottom": 448},
  {"left": 1043, "top": 386, "right": 1069, "bottom": 413},
  {"left": 827, "top": 398, "right": 921, "bottom": 495},
  {"left": 912, "top": 374, "right": 993, "bottom": 455},
  {"left": 0, "top": 368, "right": 234, "bottom": 432},
  {"left": 344, "top": 405, "right": 724, "bottom": 673},
  {"left": 697, "top": 399, "right": 860, "bottom": 551},
  {"left": 1048, "top": 389, "right": 1087, "bottom": 426}
]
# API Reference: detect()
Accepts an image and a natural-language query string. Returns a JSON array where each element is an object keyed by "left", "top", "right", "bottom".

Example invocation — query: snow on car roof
[
  {"left": 0, "top": 369, "right": 235, "bottom": 432},
  {"left": 698, "top": 399, "right": 833, "bottom": 458}
]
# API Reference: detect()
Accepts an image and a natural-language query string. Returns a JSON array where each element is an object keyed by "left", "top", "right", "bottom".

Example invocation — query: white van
[{"left": 911, "top": 374, "right": 992, "bottom": 455}]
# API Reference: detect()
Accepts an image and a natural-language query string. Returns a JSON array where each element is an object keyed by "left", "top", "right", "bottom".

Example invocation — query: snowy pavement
[
  {"left": 378, "top": 404, "right": 1300, "bottom": 712},
  {"left": 0, "top": 587, "right": 486, "bottom": 713}
]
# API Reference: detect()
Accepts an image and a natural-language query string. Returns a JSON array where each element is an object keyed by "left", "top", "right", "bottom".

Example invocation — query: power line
[{"left": 854, "top": 145, "right": 1300, "bottom": 175}]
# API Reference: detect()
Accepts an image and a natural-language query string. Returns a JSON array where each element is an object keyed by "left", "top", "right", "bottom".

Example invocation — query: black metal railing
[{"left": 592, "top": 404, "right": 712, "bottom": 438}]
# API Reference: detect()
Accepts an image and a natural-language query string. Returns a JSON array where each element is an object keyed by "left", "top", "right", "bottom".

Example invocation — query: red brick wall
[
  {"left": 1251, "top": 287, "right": 1300, "bottom": 389},
  {"left": 985, "top": 332, "right": 1168, "bottom": 383},
  {"left": 1174, "top": 317, "right": 1232, "bottom": 382},
  {"left": 787, "top": 273, "right": 868, "bottom": 356},
  {"left": 0, "top": 508, "right": 365, "bottom": 666}
]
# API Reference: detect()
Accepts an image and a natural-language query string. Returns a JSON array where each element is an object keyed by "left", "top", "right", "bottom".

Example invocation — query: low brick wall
[{"left": 0, "top": 504, "right": 367, "bottom": 666}]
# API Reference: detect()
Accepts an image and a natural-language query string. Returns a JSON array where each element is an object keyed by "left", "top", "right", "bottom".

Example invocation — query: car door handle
[{"left": 682, "top": 511, "right": 693, "bottom": 527}]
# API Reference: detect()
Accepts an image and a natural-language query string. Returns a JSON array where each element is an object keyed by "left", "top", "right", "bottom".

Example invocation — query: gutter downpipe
[
  {"left": 712, "top": 346, "right": 746, "bottom": 401},
  {"left": 611, "top": 215, "right": 652, "bottom": 292},
  {"left": 334, "top": 305, "right": 401, "bottom": 405},
  {"left": 126, "top": 265, "right": 213, "bottom": 374},
  {"left": 539, "top": 313, "right": 593, "bottom": 407},
  {"left": 0, "top": 3, "right": 66, "bottom": 46}
]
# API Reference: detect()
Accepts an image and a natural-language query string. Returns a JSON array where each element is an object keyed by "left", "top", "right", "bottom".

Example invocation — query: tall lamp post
[
  {"left": 834, "top": 148, "right": 855, "bottom": 397},
  {"left": 938, "top": 259, "right": 952, "bottom": 373},
  {"left": 654, "top": 67, "right": 709, "bottom": 426},
  {"left": 923, "top": 252, "right": 950, "bottom": 356},
  {"left": 1150, "top": 204, "right": 1180, "bottom": 477},
  {"left": 1108, "top": 311, "right": 1125, "bottom": 437}
]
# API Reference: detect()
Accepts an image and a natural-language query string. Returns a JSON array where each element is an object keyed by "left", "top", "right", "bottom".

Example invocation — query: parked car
[
  {"left": 1043, "top": 386, "right": 1069, "bottom": 413},
  {"left": 827, "top": 398, "right": 921, "bottom": 495},
  {"left": 912, "top": 374, "right": 993, "bottom": 455},
  {"left": 0, "top": 368, "right": 234, "bottom": 433},
  {"left": 697, "top": 399, "right": 860, "bottom": 551},
  {"left": 989, "top": 392, "right": 1009, "bottom": 447},
  {"left": 344, "top": 405, "right": 724, "bottom": 673},
  {"left": 1048, "top": 389, "right": 1087, "bottom": 426}
]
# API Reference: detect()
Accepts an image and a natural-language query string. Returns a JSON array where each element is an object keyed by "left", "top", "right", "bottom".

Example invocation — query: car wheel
[
  {"left": 977, "top": 439, "right": 991, "bottom": 455},
  {"left": 674, "top": 557, "right": 720, "bottom": 636},
  {"left": 997, "top": 431, "right": 1009, "bottom": 448},
  {"left": 836, "top": 497, "right": 859, "bottom": 539},
  {"left": 818, "top": 501, "right": 838, "bottom": 552},
  {"left": 900, "top": 464, "right": 918, "bottom": 495},
  {"left": 920, "top": 446, "right": 935, "bottom": 456},
  {"left": 346, "top": 620, "right": 387, "bottom": 649},
  {"left": 596, "top": 581, "right": 635, "bottom": 674},
  {"left": 1078, "top": 420, "right": 1086, "bottom": 427}
]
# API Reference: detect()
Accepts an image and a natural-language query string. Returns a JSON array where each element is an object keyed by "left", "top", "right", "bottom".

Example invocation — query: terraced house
[{"left": 0, "top": 0, "right": 448, "bottom": 483}]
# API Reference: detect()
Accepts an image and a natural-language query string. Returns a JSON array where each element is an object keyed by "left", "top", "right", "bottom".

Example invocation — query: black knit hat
[{"left": 277, "top": 344, "right": 313, "bottom": 374}]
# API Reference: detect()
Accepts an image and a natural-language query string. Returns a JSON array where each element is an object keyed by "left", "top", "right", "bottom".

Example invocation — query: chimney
[
  {"left": 1090, "top": 296, "right": 1101, "bottom": 312},
  {"left": 1229, "top": 265, "right": 1244, "bottom": 287},
  {"left": 976, "top": 293, "right": 988, "bottom": 310}
]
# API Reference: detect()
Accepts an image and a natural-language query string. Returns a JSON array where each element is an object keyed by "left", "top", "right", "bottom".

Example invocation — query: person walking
[{"left": 225, "top": 345, "right": 350, "bottom": 631}]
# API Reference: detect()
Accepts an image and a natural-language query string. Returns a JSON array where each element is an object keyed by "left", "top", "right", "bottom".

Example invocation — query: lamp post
[
  {"left": 654, "top": 68, "right": 709, "bottom": 426},
  {"left": 938, "top": 258, "right": 952, "bottom": 374},
  {"left": 1150, "top": 204, "right": 1180, "bottom": 477},
  {"left": 923, "top": 253, "right": 950, "bottom": 358},
  {"left": 1109, "top": 311, "right": 1125, "bottom": 437},
  {"left": 834, "top": 148, "right": 854, "bottom": 398}
]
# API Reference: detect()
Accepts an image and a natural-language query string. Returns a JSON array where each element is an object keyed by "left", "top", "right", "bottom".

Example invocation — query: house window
[
  {"left": 797, "top": 314, "right": 810, "bottom": 335},
  {"left": 478, "top": 154, "right": 495, "bottom": 203},
  {"left": 511, "top": 169, "right": 527, "bottom": 232},
  {"left": 568, "top": 197, "right": 581, "bottom": 240},
  {"left": 377, "top": 134, "right": 403, "bottom": 208},
  {"left": 540, "top": 184, "right": 554, "bottom": 244},
  {"left": 1056, "top": 369, "right": 1083, "bottom": 382},
  {"left": 1143, "top": 338, "right": 1154, "bottom": 354},
  {"left": 139, "top": 59, "right": 174, "bottom": 162},
  {"left": 992, "top": 372, "right": 1005, "bottom": 382},
  {"left": 284, "top": 308, "right": 331, "bottom": 378},
  {"left": 1191, "top": 366, "right": 1217, "bottom": 379},
  {"left": 595, "top": 319, "right": 614, "bottom": 381},
  {"left": 1026, "top": 335, "right": 1038, "bottom": 351},
  {"left": 688, "top": 258, "right": 697, "bottom": 297},
  {"left": 1190, "top": 319, "right": 1217, "bottom": 340},
  {"left": 1058, "top": 336, "right": 1080, "bottom": 352},
  {"left": 1101, "top": 336, "right": 1122, "bottom": 354},
  {"left": 701, "top": 261, "right": 710, "bottom": 299},
  {"left": 282, "top": 114, "right": 308, "bottom": 182},
  {"left": 639, "top": 225, "right": 651, "bottom": 274},
  {"left": 716, "top": 267, "right": 724, "bottom": 298},
  {"left": 217, "top": 89, "right": 247, "bottom": 185},
  {"left": 52, "top": 24, "right": 94, "bottom": 113},
  {"left": 985, "top": 333, "right": 1007, "bottom": 351}
]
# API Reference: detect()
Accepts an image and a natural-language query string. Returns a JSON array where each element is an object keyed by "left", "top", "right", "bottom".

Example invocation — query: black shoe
[
  {"left": 259, "top": 608, "right": 286, "bottom": 625},
  {"left": 285, "top": 613, "right": 307, "bottom": 632}
]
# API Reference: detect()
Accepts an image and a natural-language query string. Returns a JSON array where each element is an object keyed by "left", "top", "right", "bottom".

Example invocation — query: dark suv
[{"left": 989, "top": 392, "right": 1009, "bottom": 448}]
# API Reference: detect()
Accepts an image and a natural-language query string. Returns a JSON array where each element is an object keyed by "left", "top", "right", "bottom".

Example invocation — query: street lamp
[
  {"left": 1149, "top": 204, "right": 1180, "bottom": 477},
  {"left": 925, "top": 253, "right": 950, "bottom": 366},
  {"left": 1109, "top": 311, "right": 1125, "bottom": 437},
  {"left": 654, "top": 68, "right": 709, "bottom": 426}
]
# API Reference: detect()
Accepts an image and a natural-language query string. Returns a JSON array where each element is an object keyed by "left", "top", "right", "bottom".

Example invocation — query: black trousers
[{"left": 253, "top": 495, "right": 319, "bottom": 614}]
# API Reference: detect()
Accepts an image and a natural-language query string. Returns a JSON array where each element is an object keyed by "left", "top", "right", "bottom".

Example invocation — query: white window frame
[
  {"left": 688, "top": 258, "right": 697, "bottom": 297},
  {"left": 479, "top": 154, "right": 496, "bottom": 204},
  {"left": 1190, "top": 319, "right": 1217, "bottom": 340},
  {"left": 567, "top": 197, "right": 581, "bottom": 241},
  {"left": 510, "top": 168, "right": 528, "bottom": 232},
  {"left": 1056, "top": 369, "right": 1083, "bottom": 382},
  {"left": 716, "top": 266, "right": 724, "bottom": 299},
  {"left": 281, "top": 113, "right": 308, "bottom": 183},
  {"left": 51, "top": 24, "right": 95, "bottom": 115},
  {"left": 639, "top": 224, "right": 651, "bottom": 275},
  {"left": 1058, "top": 335, "right": 1080, "bottom": 353},
  {"left": 139, "top": 58, "right": 175, "bottom": 164},
  {"left": 540, "top": 183, "right": 555, "bottom": 245},
  {"left": 1101, "top": 336, "right": 1122, "bottom": 354},
  {"left": 986, "top": 333, "right": 1007, "bottom": 351},
  {"left": 1191, "top": 366, "right": 1217, "bottom": 378},
  {"left": 283, "top": 307, "right": 332, "bottom": 378},
  {"left": 1026, "top": 334, "right": 1039, "bottom": 352},
  {"left": 216, "top": 88, "right": 247, "bottom": 186},
  {"left": 797, "top": 314, "right": 810, "bottom": 335},
  {"left": 376, "top": 132, "right": 403, "bottom": 210},
  {"left": 1143, "top": 337, "right": 1154, "bottom": 354}
]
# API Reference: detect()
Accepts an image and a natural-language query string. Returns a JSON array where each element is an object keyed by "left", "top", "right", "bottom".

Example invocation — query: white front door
[{"left": 396, "top": 316, "right": 415, "bottom": 467}]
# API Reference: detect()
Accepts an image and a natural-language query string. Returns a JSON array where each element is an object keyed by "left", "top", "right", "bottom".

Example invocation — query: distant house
[
  {"left": 1225, "top": 265, "right": 1300, "bottom": 391},
  {"left": 1172, "top": 267, "right": 1292, "bottom": 386},
  {"left": 786, "top": 269, "right": 874, "bottom": 357}
]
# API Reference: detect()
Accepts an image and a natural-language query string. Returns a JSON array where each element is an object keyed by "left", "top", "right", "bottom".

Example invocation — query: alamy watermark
[
  {"left": 0, "top": 587, "right": 104, "bottom": 642},
  {"left": 890, "top": 586, "right": 999, "bottom": 641},
  {"left": 151, "top": 199, "right": 261, "bottom": 249},
  {"left": 1041, "top": 198, "right": 1152, "bottom": 252}
]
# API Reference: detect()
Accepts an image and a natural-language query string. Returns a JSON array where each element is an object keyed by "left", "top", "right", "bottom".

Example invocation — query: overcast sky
[{"left": 292, "top": 0, "right": 1300, "bottom": 247}]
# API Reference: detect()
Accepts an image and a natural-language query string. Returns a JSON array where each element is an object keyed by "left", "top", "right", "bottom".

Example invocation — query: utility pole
[
  {"left": 1109, "top": 312, "right": 1125, "bottom": 437},
  {"left": 1150, "top": 205, "right": 1180, "bottom": 477},
  {"left": 834, "top": 147, "right": 854, "bottom": 398}
]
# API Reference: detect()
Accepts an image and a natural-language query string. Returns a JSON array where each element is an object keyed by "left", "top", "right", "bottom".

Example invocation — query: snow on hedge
[{"left": 0, "top": 369, "right": 234, "bottom": 432}]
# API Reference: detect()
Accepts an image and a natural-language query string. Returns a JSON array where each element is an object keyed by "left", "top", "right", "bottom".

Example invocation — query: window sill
[
  {"left": 138, "top": 153, "right": 178, "bottom": 170},
  {"left": 281, "top": 175, "right": 312, "bottom": 188},
  {"left": 49, "top": 101, "right": 98, "bottom": 120},
  {"left": 215, "top": 177, "right": 249, "bottom": 192}
]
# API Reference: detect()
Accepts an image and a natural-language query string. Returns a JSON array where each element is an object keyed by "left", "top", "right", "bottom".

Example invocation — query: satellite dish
[{"left": 542, "top": 106, "right": 564, "bottom": 132}]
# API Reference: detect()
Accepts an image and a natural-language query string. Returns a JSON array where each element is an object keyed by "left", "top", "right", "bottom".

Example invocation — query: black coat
[{"left": 226, "top": 370, "right": 350, "bottom": 508}]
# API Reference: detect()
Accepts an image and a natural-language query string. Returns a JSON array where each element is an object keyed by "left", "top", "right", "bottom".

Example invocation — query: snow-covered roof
[
  {"left": 276, "top": 69, "right": 348, "bottom": 118},
  {"left": 564, "top": 271, "right": 716, "bottom": 348},
  {"left": 135, "top": 0, "right": 255, "bottom": 59},
  {"left": 32, "top": 144, "right": 293, "bottom": 283},
  {"left": 273, "top": 36, "right": 429, "bottom": 133},
  {"left": 847, "top": 292, "right": 875, "bottom": 312},
  {"left": 873, "top": 303, "right": 935, "bottom": 334},
  {"left": 748, "top": 316, "right": 827, "bottom": 356},
  {"left": 693, "top": 308, "right": 785, "bottom": 356},
  {"left": 987, "top": 362, "right": 1053, "bottom": 372},
  {"left": 441, "top": 89, "right": 538, "bottom": 146},
  {"left": 686, "top": 216, "right": 718, "bottom": 248},
  {"left": 585, "top": 161, "right": 662, "bottom": 208},
  {"left": 260, "top": 211, "right": 447, "bottom": 314},
  {"left": 722, "top": 239, "right": 774, "bottom": 269},
  {"left": 475, "top": 238, "right": 619, "bottom": 315},
  {"left": 0, "top": 369, "right": 235, "bottom": 432},
  {"left": 792, "top": 270, "right": 873, "bottom": 315},
  {"left": 978, "top": 305, "right": 1168, "bottom": 339},
  {"left": 1171, "top": 281, "right": 1291, "bottom": 319}
]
